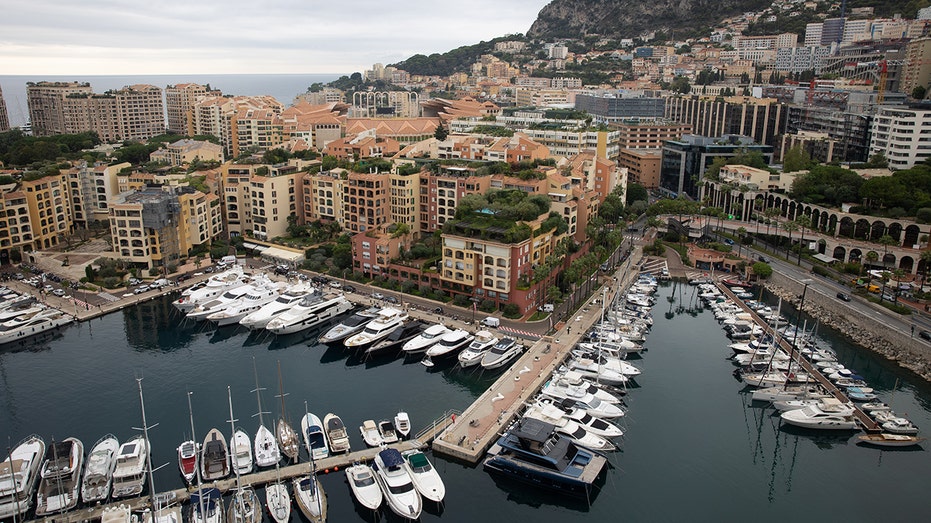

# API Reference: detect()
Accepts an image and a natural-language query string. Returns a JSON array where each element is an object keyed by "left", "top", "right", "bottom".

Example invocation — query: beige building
[
  {"left": 26, "top": 81, "right": 94, "bottom": 136},
  {"left": 150, "top": 139, "right": 224, "bottom": 167},
  {"left": 0, "top": 173, "right": 74, "bottom": 258},
  {"left": 344, "top": 172, "right": 389, "bottom": 233},
  {"left": 903, "top": 37, "right": 931, "bottom": 98},
  {"left": 300, "top": 169, "right": 346, "bottom": 226},
  {"left": 619, "top": 148, "right": 663, "bottom": 189},
  {"left": 166, "top": 83, "right": 217, "bottom": 134},
  {"left": 66, "top": 161, "right": 132, "bottom": 226},
  {"left": 0, "top": 86, "right": 9, "bottom": 132},
  {"left": 248, "top": 165, "right": 299, "bottom": 240},
  {"left": 718, "top": 164, "right": 792, "bottom": 192},
  {"left": 192, "top": 95, "right": 284, "bottom": 157},
  {"left": 388, "top": 171, "right": 420, "bottom": 233},
  {"left": 58, "top": 84, "right": 164, "bottom": 142},
  {"left": 220, "top": 163, "right": 257, "bottom": 237}
]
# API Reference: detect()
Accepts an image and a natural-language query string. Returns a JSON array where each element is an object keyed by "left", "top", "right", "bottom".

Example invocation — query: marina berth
[
  {"left": 81, "top": 434, "right": 119, "bottom": 503},
  {"left": 173, "top": 266, "right": 249, "bottom": 313},
  {"left": 206, "top": 279, "right": 286, "bottom": 326},
  {"left": 402, "top": 449, "right": 446, "bottom": 503},
  {"left": 231, "top": 429, "right": 254, "bottom": 476},
  {"left": 363, "top": 320, "right": 426, "bottom": 357},
  {"left": 35, "top": 437, "right": 84, "bottom": 516},
  {"left": 266, "top": 292, "right": 354, "bottom": 335},
  {"left": 401, "top": 323, "right": 450, "bottom": 355},
  {"left": 301, "top": 411, "right": 329, "bottom": 461},
  {"left": 292, "top": 474, "right": 326, "bottom": 523},
  {"left": 0, "top": 434, "right": 46, "bottom": 520},
  {"left": 318, "top": 306, "right": 382, "bottom": 344},
  {"left": 373, "top": 448, "right": 422, "bottom": 520},
  {"left": 458, "top": 330, "right": 499, "bottom": 368},
  {"left": 343, "top": 307, "right": 408, "bottom": 349},
  {"left": 176, "top": 440, "right": 198, "bottom": 485}
]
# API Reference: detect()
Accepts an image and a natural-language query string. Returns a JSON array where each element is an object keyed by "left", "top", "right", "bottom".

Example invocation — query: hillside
[{"left": 527, "top": 0, "right": 773, "bottom": 40}]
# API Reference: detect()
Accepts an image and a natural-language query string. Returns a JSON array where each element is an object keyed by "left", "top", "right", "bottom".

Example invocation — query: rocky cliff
[{"left": 527, "top": 0, "right": 774, "bottom": 40}]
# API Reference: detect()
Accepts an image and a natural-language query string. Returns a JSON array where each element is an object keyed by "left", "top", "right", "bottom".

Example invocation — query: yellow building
[
  {"left": 388, "top": 170, "right": 420, "bottom": 234},
  {"left": 248, "top": 166, "right": 299, "bottom": 240},
  {"left": 220, "top": 163, "right": 258, "bottom": 237},
  {"left": 0, "top": 172, "right": 74, "bottom": 257},
  {"left": 300, "top": 169, "right": 345, "bottom": 226}
]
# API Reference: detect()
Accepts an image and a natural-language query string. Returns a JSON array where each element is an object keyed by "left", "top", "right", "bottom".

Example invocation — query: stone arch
[
  {"left": 900, "top": 256, "right": 915, "bottom": 273},
  {"left": 918, "top": 257, "right": 929, "bottom": 277},
  {"left": 887, "top": 222, "right": 903, "bottom": 242},
  {"left": 854, "top": 219, "right": 871, "bottom": 240},
  {"left": 838, "top": 217, "right": 855, "bottom": 238},
  {"left": 882, "top": 252, "right": 896, "bottom": 267},
  {"left": 849, "top": 248, "right": 862, "bottom": 263},
  {"left": 788, "top": 200, "right": 798, "bottom": 220},
  {"left": 817, "top": 239, "right": 827, "bottom": 254},
  {"left": 833, "top": 245, "right": 846, "bottom": 261},
  {"left": 780, "top": 199, "right": 789, "bottom": 217},
  {"left": 904, "top": 225, "right": 921, "bottom": 247},
  {"left": 828, "top": 214, "right": 838, "bottom": 236},
  {"left": 870, "top": 220, "right": 886, "bottom": 241}
]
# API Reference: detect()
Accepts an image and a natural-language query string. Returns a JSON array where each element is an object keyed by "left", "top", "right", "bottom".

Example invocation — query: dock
[
  {"left": 26, "top": 440, "right": 424, "bottom": 523},
  {"left": 715, "top": 283, "right": 881, "bottom": 432}
]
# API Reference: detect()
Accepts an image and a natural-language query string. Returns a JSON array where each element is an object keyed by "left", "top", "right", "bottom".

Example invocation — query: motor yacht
[
  {"left": 480, "top": 337, "right": 523, "bottom": 370},
  {"left": 564, "top": 357, "right": 629, "bottom": 386},
  {"left": 394, "top": 412, "right": 412, "bottom": 440},
  {"left": 0, "top": 307, "right": 74, "bottom": 345},
  {"left": 360, "top": 420, "right": 383, "bottom": 447},
  {"left": 323, "top": 413, "right": 351, "bottom": 454},
  {"left": 364, "top": 321, "right": 426, "bottom": 357},
  {"left": 373, "top": 448, "right": 422, "bottom": 520},
  {"left": 173, "top": 266, "right": 249, "bottom": 312},
  {"left": 538, "top": 381, "right": 624, "bottom": 419},
  {"left": 345, "top": 463, "right": 383, "bottom": 510},
  {"left": 542, "top": 398, "right": 625, "bottom": 437},
  {"left": 344, "top": 308, "right": 409, "bottom": 349},
  {"left": 206, "top": 280, "right": 286, "bottom": 326},
  {"left": 186, "top": 285, "right": 255, "bottom": 321},
  {"left": 483, "top": 418, "right": 607, "bottom": 498},
  {"left": 522, "top": 404, "right": 616, "bottom": 452},
  {"left": 177, "top": 440, "right": 198, "bottom": 485},
  {"left": 200, "top": 428, "right": 230, "bottom": 481},
  {"left": 423, "top": 329, "right": 474, "bottom": 367},
  {"left": 401, "top": 324, "right": 450, "bottom": 355},
  {"left": 780, "top": 398, "right": 859, "bottom": 430},
  {"left": 111, "top": 435, "right": 149, "bottom": 499},
  {"left": 239, "top": 284, "right": 314, "bottom": 330},
  {"left": 402, "top": 449, "right": 446, "bottom": 503},
  {"left": 458, "top": 330, "right": 498, "bottom": 368},
  {"left": 317, "top": 306, "right": 381, "bottom": 344},
  {"left": 292, "top": 474, "right": 326, "bottom": 523},
  {"left": 231, "top": 429, "right": 254, "bottom": 476},
  {"left": 0, "top": 434, "right": 46, "bottom": 521},
  {"left": 81, "top": 434, "right": 119, "bottom": 503},
  {"left": 266, "top": 292, "right": 354, "bottom": 335},
  {"left": 35, "top": 437, "right": 84, "bottom": 516},
  {"left": 301, "top": 412, "right": 329, "bottom": 462}
]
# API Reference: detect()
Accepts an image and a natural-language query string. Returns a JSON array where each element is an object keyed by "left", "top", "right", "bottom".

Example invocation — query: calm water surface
[{"left": 2, "top": 283, "right": 930, "bottom": 522}]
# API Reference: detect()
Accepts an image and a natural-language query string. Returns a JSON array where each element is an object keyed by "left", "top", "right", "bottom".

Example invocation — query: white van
[
  {"left": 482, "top": 317, "right": 500, "bottom": 328},
  {"left": 220, "top": 255, "right": 237, "bottom": 266}
]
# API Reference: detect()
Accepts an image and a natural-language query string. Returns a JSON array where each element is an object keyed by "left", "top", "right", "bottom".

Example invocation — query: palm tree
[
  {"left": 794, "top": 216, "right": 812, "bottom": 266},
  {"left": 864, "top": 250, "right": 879, "bottom": 277},
  {"left": 737, "top": 227, "right": 747, "bottom": 258},
  {"left": 782, "top": 221, "right": 798, "bottom": 261},
  {"left": 764, "top": 208, "right": 780, "bottom": 251},
  {"left": 877, "top": 234, "right": 898, "bottom": 268}
]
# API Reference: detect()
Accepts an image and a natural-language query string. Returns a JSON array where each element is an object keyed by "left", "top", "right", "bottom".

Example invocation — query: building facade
[
  {"left": 660, "top": 134, "right": 774, "bottom": 198},
  {"left": 870, "top": 106, "right": 931, "bottom": 169}
]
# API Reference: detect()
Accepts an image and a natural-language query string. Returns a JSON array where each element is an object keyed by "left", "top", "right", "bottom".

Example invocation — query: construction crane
[{"left": 856, "top": 60, "right": 905, "bottom": 104}]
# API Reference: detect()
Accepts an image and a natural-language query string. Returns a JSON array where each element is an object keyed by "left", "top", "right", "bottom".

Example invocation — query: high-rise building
[
  {"left": 28, "top": 83, "right": 163, "bottom": 141},
  {"left": 26, "top": 81, "right": 93, "bottom": 136},
  {"left": 902, "top": 37, "right": 931, "bottom": 98},
  {"left": 343, "top": 172, "right": 389, "bottom": 234},
  {"left": 870, "top": 106, "right": 931, "bottom": 170},
  {"left": 165, "top": 83, "right": 215, "bottom": 134},
  {"left": 664, "top": 95, "right": 788, "bottom": 148},
  {"left": 0, "top": 86, "right": 9, "bottom": 132},
  {"left": 575, "top": 93, "right": 666, "bottom": 123},
  {"left": 660, "top": 135, "right": 774, "bottom": 198}
]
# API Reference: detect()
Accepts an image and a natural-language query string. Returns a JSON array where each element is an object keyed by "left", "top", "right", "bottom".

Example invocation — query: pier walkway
[
  {"left": 26, "top": 440, "right": 424, "bottom": 523},
  {"left": 715, "top": 283, "right": 881, "bottom": 432}
]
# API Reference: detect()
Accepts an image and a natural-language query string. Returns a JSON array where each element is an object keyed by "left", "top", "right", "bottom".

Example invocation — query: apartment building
[
  {"left": 294, "top": 88, "right": 345, "bottom": 106},
  {"left": 520, "top": 127, "right": 621, "bottom": 160},
  {"left": 574, "top": 93, "right": 666, "bottom": 123},
  {"left": 351, "top": 227, "right": 412, "bottom": 277},
  {"left": 664, "top": 95, "right": 788, "bottom": 148},
  {"left": 280, "top": 102, "right": 347, "bottom": 150},
  {"left": 26, "top": 81, "right": 93, "bottom": 136},
  {"left": 248, "top": 165, "right": 298, "bottom": 240},
  {"left": 0, "top": 86, "right": 9, "bottom": 132},
  {"left": 388, "top": 171, "right": 420, "bottom": 233},
  {"left": 177, "top": 188, "right": 223, "bottom": 256},
  {"left": 613, "top": 120, "right": 691, "bottom": 149},
  {"left": 57, "top": 85, "right": 164, "bottom": 142},
  {"left": 192, "top": 95, "right": 284, "bottom": 157},
  {"left": 902, "top": 37, "right": 931, "bottom": 98},
  {"left": 514, "top": 88, "right": 572, "bottom": 107},
  {"left": 220, "top": 163, "right": 257, "bottom": 237},
  {"left": 150, "top": 139, "right": 224, "bottom": 167},
  {"left": 64, "top": 161, "right": 132, "bottom": 227},
  {"left": 300, "top": 169, "right": 345, "bottom": 226},
  {"left": 0, "top": 173, "right": 74, "bottom": 258},
  {"left": 419, "top": 167, "right": 492, "bottom": 233},
  {"left": 774, "top": 46, "right": 832, "bottom": 74},
  {"left": 233, "top": 107, "right": 283, "bottom": 158},
  {"left": 619, "top": 148, "right": 663, "bottom": 189},
  {"left": 870, "top": 106, "right": 931, "bottom": 170},
  {"left": 165, "top": 83, "right": 217, "bottom": 134},
  {"left": 343, "top": 171, "right": 389, "bottom": 233},
  {"left": 323, "top": 134, "right": 401, "bottom": 161},
  {"left": 660, "top": 134, "right": 774, "bottom": 198}
]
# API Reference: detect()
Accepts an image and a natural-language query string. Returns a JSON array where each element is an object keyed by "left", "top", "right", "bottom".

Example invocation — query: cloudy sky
[{"left": 0, "top": 0, "right": 551, "bottom": 75}]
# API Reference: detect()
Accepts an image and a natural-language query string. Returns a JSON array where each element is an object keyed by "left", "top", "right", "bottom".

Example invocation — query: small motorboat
[
  {"left": 378, "top": 420, "right": 399, "bottom": 444},
  {"left": 394, "top": 412, "right": 411, "bottom": 439},
  {"left": 177, "top": 440, "right": 198, "bottom": 485},
  {"left": 231, "top": 429, "right": 254, "bottom": 476},
  {"left": 402, "top": 449, "right": 446, "bottom": 503},
  {"left": 323, "top": 413, "right": 351, "bottom": 454},
  {"left": 345, "top": 462, "right": 383, "bottom": 511},
  {"left": 301, "top": 412, "right": 329, "bottom": 462},
  {"left": 360, "top": 420, "right": 383, "bottom": 447},
  {"left": 200, "top": 428, "right": 230, "bottom": 481},
  {"left": 857, "top": 433, "right": 926, "bottom": 448}
]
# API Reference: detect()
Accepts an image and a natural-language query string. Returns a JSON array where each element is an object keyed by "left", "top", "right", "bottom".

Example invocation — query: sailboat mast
[
  {"left": 136, "top": 378, "right": 158, "bottom": 512},
  {"left": 6, "top": 439, "right": 20, "bottom": 523},
  {"left": 252, "top": 357, "right": 267, "bottom": 428},
  {"left": 187, "top": 391, "right": 205, "bottom": 520}
]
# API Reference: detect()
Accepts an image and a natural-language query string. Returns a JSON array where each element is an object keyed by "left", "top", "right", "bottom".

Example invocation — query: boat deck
[
  {"left": 714, "top": 282, "right": 881, "bottom": 433},
  {"left": 24, "top": 440, "right": 423, "bottom": 523}
]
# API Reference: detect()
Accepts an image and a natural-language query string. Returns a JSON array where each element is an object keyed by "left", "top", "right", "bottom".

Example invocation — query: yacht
[
  {"left": 522, "top": 405, "right": 616, "bottom": 452},
  {"left": 266, "top": 292, "right": 354, "bottom": 335},
  {"left": 265, "top": 477, "right": 291, "bottom": 523},
  {"left": 780, "top": 398, "right": 859, "bottom": 430},
  {"left": 345, "top": 463, "right": 383, "bottom": 510},
  {"left": 81, "top": 434, "right": 119, "bottom": 503},
  {"left": 564, "top": 357, "right": 629, "bottom": 386},
  {"left": 226, "top": 485, "right": 260, "bottom": 523},
  {"left": 301, "top": 412, "right": 329, "bottom": 462},
  {"left": 292, "top": 474, "right": 326, "bottom": 523},
  {"left": 186, "top": 285, "right": 255, "bottom": 321},
  {"left": 394, "top": 411, "right": 412, "bottom": 440},
  {"left": 542, "top": 398, "right": 625, "bottom": 437},
  {"left": 239, "top": 285, "right": 314, "bottom": 330},
  {"left": 177, "top": 440, "right": 198, "bottom": 485},
  {"left": 401, "top": 324, "right": 450, "bottom": 356},
  {"left": 189, "top": 487, "right": 224, "bottom": 523},
  {"left": 402, "top": 449, "right": 446, "bottom": 503},
  {"left": 481, "top": 337, "right": 523, "bottom": 370},
  {"left": 0, "top": 434, "right": 46, "bottom": 521},
  {"left": 483, "top": 418, "right": 607, "bottom": 498},
  {"left": 0, "top": 307, "right": 74, "bottom": 345},
  {"left": 360, "top": 420, "right": 383, "bottom": 447},
  {"left": 201, "top": 428, "right": 230, "bottom": 481},
  {"left": 373, "top": 448, "right": 422, "bottom": 520},
  {"left": 458, "top": 330, "right": 499, "bottom": 368},
  {"left": 206, "top": 280, "right": 286, "bottom": 326},
  {"left": 251, "top": 363, "right": 280, "bottom": 468},
  {"left": 317, "top": 306, "right": 381, "bottom": 344},
  {"left": 378, "top": 420, "right": 399, "bottom": 444},
  {"left": 111, "top": 435, "right": 149, "bottom": 499},
  {"left": 323, "top": 413, "right": 351, "bottom": 454},
  {"left": 364, "top": 321, "right": 426, "bottom": 357},
  {"left": 539, "top": 380, "right": 624, "bottom": 418},
  {"left": 173, "top": 266, "right": 249, "bottom": 312},
  {"left": 231, "top": 429, "right": 254, "bottom": 476},
  {"left": 35, "top": 437, "right": 84, "bottom": 516},
  {"left": 423, "top": 329, "right": 474, "bottom": 366},
  {"left": 344, "top": 308, "right": 409, "bottom": 349}
]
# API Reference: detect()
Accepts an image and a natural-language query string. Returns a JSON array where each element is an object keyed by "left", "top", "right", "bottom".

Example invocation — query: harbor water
[{"left": 2, "top": 282, "right": 931, "bottom": 522}]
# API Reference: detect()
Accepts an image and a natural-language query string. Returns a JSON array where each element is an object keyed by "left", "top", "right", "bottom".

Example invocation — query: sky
[{"left": 0, "top": 0, "right": 552, "bottom": 75}]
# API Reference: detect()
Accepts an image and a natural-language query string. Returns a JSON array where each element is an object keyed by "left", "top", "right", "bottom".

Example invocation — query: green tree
[
  {"left": 783, "top": 145, "right": 814, "bottom": 172},
  {"left": 434, "top": 122, "right": 449, "bottom": 141},
  {"left": 913, "top": 85, "right": 928, "bottom": 100},
  {"left": 670, "top": 76, "right": 691, "bottom": 94},
  {"left": 793, "top": 216, "right": 812, "bottom": 265},
  {"left": 782, "top": 220, "right": 798, "bottom": 260},
  {"left": 752, "top": 262, "right": 772, "bottom": 279}
]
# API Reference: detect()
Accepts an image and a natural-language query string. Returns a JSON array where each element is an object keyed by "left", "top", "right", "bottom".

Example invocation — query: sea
[
  {"left": 2, "top": 282, "right": 931, "bottom": 522},
  {"left": 0, "top": 74, "right": 345, "bottom": 129}
]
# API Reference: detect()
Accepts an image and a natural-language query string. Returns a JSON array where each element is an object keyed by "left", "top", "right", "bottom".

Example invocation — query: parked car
[
  {"left": 52, "top": 289, "right": 66, "bottom": 297},
  {"left": 433, "top": 307, "right": 444, "bottom": 314},
  {"left": 371, "top": 292, "right": 384, "bottom": 300},
  {"left": 920, "top": 330, "right": 931, "bottom": 341},
  {"left": 330, "top": 281, "right": 342, "bottom": 289},
  {"left": 134, "top": 285, "right": 150, "bottom": 294},
  {"left": 311, "top": 275, "right": 329, "bottom": 285},
  {"left": 384, "top": 296, "right": 399, "bottom": 304},
  {"left": 342, "top": 285, "right": 356, "bottom": 293},
  {"left": 836, "top": 292, "right": 851, "bottom": 302}
]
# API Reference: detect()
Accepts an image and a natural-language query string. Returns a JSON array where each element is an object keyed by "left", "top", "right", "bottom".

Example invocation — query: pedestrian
[
  {"left": 912, "top": 325, "right": 916, "bottom": 338},
  {"left": 567, "top": 326, "right": 571, "bottom": 335}
]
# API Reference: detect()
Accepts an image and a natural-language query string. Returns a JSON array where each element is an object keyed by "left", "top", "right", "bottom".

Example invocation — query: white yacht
[
  {"left": 35, "top": 437, "right": 84, "bottom": 516},
  {"left": 344, "top": 308, "right": 408, "bottom": 348},
  {"left": 301, "top": 412, "right": 329, "bottom": 462},
  {"left": 401, "top": 449, "right": 446, "bottom": 503},
  {"left": 373, "top": 448, "right": 422, "bottom": 520},
  {"left": 323, "top": 413, "right": 351, "bottom": 454},
  {"left": 231, "top": 429, "right": 254, "bottom": 476},
  {"left": 266, "top": 292, "right": 354, "bottom": 335},
  {"left": 480, "top": 337, "right": 523, "bottom": 370},
  {"left": 458, "top": 330, "right": 498, "bottom": 368},
  {"left": 360, "top": 420, "right": 383, "bottom": 447},
  {"left": 423, "top": 329, "right": 474, "bottom": 364},
  {"left": 394, "top": 412, "right": 411, "bottom": 439},
  {"left": 345, "top": 463, "right": 382, "bottom": 510},
  {"left": 0, "top": 307, "right": 74, "bottom": 345},
  {"left": 0, "top": 434, "right": 46, "bottom": 521},
  {"left": 564, "top": 357, "right": 629, "bottom": 386},
  {"left": 186, "top": 285, "right": 255, "bottom": 321},
  {"left": 111, "top": 435, "right": 149, "bottom": 499},
  {"left": 206, "top": 280, "right": 286, "bottom": 326},
  {"left": 523, "top": 404, "right": 615, "bottom": 452},
  {"left": 401, "top": 324, "right": 450, "bottom": 355},
  {"left": 239, "top": 285, "right": 314, "bottom": 330},
  {"left": 81, "top": 434, "right": 119, "bottom": 503},
  {"left": 538, "top": 381, "right": 624, "bottom": 419},
  {"left": 173, "top": 266, "right": 249, "bottom": 312},
  {"left": 318, "top": 307, "right": 381, "bottom": 344},
  {"left": 780, "top": 398, "right": 859, "bottom": 430},
  {"left": 541, "top": 398, "right": 625, "bottom": 437}
]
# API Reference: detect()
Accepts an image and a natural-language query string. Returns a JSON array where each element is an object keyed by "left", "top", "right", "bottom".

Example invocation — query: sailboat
[
  {"left": 292, "top": 454, "right": 327, "bottom": 522},
  {"left": 264, "top": 455, "right": 291, "bottom": 523},
  {"left": 187, "top": 391, "right": 224, "bottom": 523},
  {"left": 251, "top": 357, "right": 280, "bottom": 468},
  {"left": 275, "top": 361, "right": 300, "bottom": 462},
  {"left": 226, "top": 386, "right": 261, "bottom": 523},
  {"left": 136, "top": 379, "right": 184, "bottom": 523}
]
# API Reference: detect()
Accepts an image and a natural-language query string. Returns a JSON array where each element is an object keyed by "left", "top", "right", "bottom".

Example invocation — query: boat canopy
[{"left": 378, "top": 448, "right": 404, "bottom": 469}]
